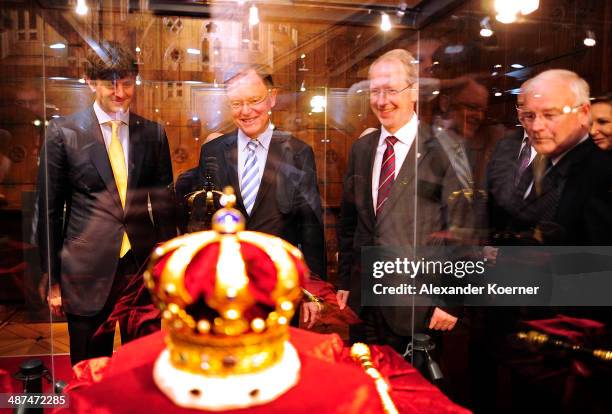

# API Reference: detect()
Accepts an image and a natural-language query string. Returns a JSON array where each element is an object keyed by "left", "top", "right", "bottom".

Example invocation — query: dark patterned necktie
[
  {"left": 515, "top": 139, "right": 531, "bottom": 185},
  {"left": 376, "top": 136, "right": 398, "bottom": 215}
]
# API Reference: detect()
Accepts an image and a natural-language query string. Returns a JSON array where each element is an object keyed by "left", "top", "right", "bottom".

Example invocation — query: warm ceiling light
[
  {"left": 300, "top": 81, "right": 306, "bottom": 92},
  {"left": 135, "top": 74, "right": 142, "bottom": 86},
  {"left": 249, "top": 5, "right": 259, "bottom": 26},
  {"left": 78, "top": 78, "right": 86, "bottom": 84},
  {"left": 480, "top": 17, "right": 493, "bottom": 37},
  {"left": 49, "top": 43, "right": 66, "bottom": 49},
  {"left": 310, "top": 95, "right": 326, "bottom": 113},
  {"left": 520, "top": 0, "right": 539, "bottom": 15},
  {"left": 300, "top": 53, "right": 306, "bottom": 59},
  {"left": 380, "top": 12, "right": 392, "bottom": 32},
  {"left": 583, "top": 30, "right": 596, "bottom": 47},
  {"left": 511, "top": 63, "right": 524, "bottom": 69},
  {"left": 135, "top": 46, "right": 141, "bottom": 53},
  {"left": 75, "top": 0, "right": 88, "bottom": 16},
  {"left": 187, "top": 48, "right": 201, "bottom": 55}
]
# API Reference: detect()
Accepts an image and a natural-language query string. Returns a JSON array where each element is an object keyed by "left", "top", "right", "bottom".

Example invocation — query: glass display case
[{"left": 0, "top": 0, "right": 610, "bottom": 412}]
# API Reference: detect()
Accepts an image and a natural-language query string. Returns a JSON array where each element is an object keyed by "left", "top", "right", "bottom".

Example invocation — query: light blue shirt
[
  {"left": 237, "top": 123, "right": 273, "bottom": 194},
  {"left": 93, "top": 101, "right": 130, "bottom": 174}
]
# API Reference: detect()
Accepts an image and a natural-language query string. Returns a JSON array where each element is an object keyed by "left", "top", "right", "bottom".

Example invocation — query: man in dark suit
[
  {"left": 489, "top": 70, "right": 612, "bottom": 245},
  {"left": 479, "top": 69, "right": 612, "bottom": 414},
  {"left": 336, "top": 49, "right": 464, "bottom": 353},
  {"left": 197, "top": 65, "right": 325, "bottom": 327},
  {"left": 37, "top": 41, "right": 176, "bottom": 365}
]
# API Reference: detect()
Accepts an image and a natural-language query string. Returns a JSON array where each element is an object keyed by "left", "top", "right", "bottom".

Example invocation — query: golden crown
[{"left": 144, "top": 188, "right": 304, "bottom": 376}]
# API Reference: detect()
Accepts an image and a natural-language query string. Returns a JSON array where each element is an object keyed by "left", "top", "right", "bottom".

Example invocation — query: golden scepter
[
  {"left": 350, "top": 342, "right": 399, "bottom": 414},
  {"left": 517, "top": 331, "right": 612, "bottom": 361}
]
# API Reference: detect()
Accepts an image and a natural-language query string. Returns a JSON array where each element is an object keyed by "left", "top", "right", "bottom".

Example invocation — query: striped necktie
[
  {"left": 241, "top": 140, "right": 260, "bottom": 215},
  {"left": 515, "top": 138, "right": 531, "bottom": 185},
  {"left": 376, "top": 136, "right": 398, "bottom": 215},
  {"left": 107, "top": 120, "right": 131, "bottom": 257}
]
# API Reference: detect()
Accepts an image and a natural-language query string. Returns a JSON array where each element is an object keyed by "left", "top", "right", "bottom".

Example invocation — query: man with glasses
[
  {"left": 196, "top": 65, "right": 325, "bottom": 327},
  {"left": 337, "top": 49, "right": 463, "bottom": 355},
  {"left": 36, "top": 41, "right": 176, "bottom": 365},
  {"left": 489, "top": 69, "right": 612, "bottom": 245}
]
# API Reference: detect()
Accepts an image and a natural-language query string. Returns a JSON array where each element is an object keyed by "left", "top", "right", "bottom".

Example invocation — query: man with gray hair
[
  {"left": 337, "top": 49, "right": 464, "bottom": 354},
  {"left": 488, "top": 69, "right": 612, "bottom": 244}
]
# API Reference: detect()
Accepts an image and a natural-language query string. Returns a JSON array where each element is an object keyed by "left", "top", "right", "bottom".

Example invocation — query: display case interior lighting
[
  {"left": 249, "top": 4, "right": 259, "bottom": 26},
  {"left": 520, "top": 0, "right": 540, "bottom": 15},
  {"left": 310, "top": 95, "right": 326, "bottom": 113},
  {"left": 75, "top": 0, "right": 88, "bottom": 16},
  {"left": 583, "top": 30, "right": 596, "bottom": 47},
  {"left": 494, "top": 0, "right": 539, "bottom": 24},
  {"left": 49, "top": 43, "right": 66, "bottom": 49},
  {"left": 380, "top": 12, "right": 392, "bottom": 32},
  {"left": 479, "top": 17, "right": 493, "bottom": 37}
]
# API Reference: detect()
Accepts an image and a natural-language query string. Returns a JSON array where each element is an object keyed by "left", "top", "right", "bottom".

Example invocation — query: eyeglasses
[
  {"left": 517, "top": 104, "right": 585, "bottom": 124},
  {"left": 228, "top": 90, "right": 270, "bottom": 111},
  {"left": 368, "top": 83, "right": 415, "bottom": 99},
  {"left": 98, "top": 79, "right": 135, "bottom": 89}
]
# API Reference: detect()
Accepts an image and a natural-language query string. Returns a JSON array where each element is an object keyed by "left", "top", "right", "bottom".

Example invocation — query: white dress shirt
[
  {"left": 371, "top": 114, "right": 418, "bottom": 211},
  {"left": 237, "top": 123, "right": 274, "bottom": 194},
  {"left": 93, "top": 101, "right": 130, "bottom": 174}
]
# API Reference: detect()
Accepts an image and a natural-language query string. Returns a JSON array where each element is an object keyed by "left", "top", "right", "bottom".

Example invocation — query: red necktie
[{"left": 376, "top": 136, "right": 398, "bottom": 215}]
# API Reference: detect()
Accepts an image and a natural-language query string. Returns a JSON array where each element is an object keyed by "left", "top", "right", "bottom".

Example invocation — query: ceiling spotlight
[
  {"left": 496, "top": 12, "right": 517, "bottom": 24},
  {"left": 494, "top": 64, "right": 502, "bottom": 69},
  {"left": 78, "top": 78, "right": 85, "bottom": 84},
  {"left": 511, "top": 63, "right": 524, "bottom": 69},
  {"left": 520, "top": 0, "right": 539, "bottom": 15},
  {"left": 75, "top": 0, "right": 88, "bottom": 15},
  {"left": 300, "top": 81, "right": 306, "bottom": 92},
  {"left": 310, "top": 95, "right": 326, "bottom": 113},
  {"left": 249, "top": 5, "right": 259, "bottom": 26},
  {"left": 583, "top": 30, "right": 596, "bottom": 47},
  {"left": 135, "top": 46, "right": 141, "bottom": 53},
  {"left": 380, "top": 12, "right": 392, "bottom": 32},
  {"left": 49, "top": 43, "right": 66, "bottom": 49},
  {"left": 187, "top": 48, "right": 201, "bottom": 55},
  {"left": 480, "top": 17, "right": 493, "bottom": 37},
  {"left": 135, "top": 74, "right": 142, "bottom": 86},
  {"left": 300, "top": 53, "right": 306, "bottom": 59},
  {"left": 494, "top": 91, "right": 502, "bottom": 97}
]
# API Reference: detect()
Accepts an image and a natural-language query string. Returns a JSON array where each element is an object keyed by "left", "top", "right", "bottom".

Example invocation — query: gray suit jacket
[
  {"left": 338, "top": 124, "right": 463, "bottom": 335},
  {"left": 37, "top": 107, "right": 176, "bottom": 316}
]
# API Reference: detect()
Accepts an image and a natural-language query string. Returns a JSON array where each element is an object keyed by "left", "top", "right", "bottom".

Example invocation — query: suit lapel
[
  {"left": 222, "top": 132, "right": 245, "bottom": 210},
  {"left": 84, "top": 107, "right": 123, "bottom": 211},
  {"left": 249, "top": 131, "right": 285, "bottom": 218},
  {"left": 363, "top": 131, "right": 379, "bottom": 224},
  {"left": 125, "top": 114, "right": 145, "bottom": 213}
]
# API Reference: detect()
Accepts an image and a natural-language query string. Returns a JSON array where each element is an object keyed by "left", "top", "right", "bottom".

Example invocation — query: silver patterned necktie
[{"left": 241, "top": 140, "right": 260, "bottom": 215}]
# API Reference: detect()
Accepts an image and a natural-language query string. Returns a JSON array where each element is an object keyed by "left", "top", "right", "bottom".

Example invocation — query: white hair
[{"left": 524, "top": 69, "right": 590, "bottom": 105}]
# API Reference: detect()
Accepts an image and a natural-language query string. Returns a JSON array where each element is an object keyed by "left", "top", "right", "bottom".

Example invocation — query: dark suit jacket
[
  {"left": 487, "top": 134, "right": 612, "bottom": 245},
  {"left": 37, "top": 107, "right": 176, "bottom": 316},
  {"left": 337, "top": 124, "right": 463, "bottom": 335},
  {"left": 197, "top": 129, "right": 326, "bottom": 278}
]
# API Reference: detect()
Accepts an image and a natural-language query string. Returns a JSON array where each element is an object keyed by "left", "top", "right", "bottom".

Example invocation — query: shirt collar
[
  {"left": 237, "top": 122, "right": 274, "bottom": 152},
  {"left": 380, "top": 113, "right": 418, "bottom": 145},
  {"left": 93, "top": 101, "right": 130, "bottom": 126},
  {"left": 552, "top": 132, "right": 590, "bottom": 165}
]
